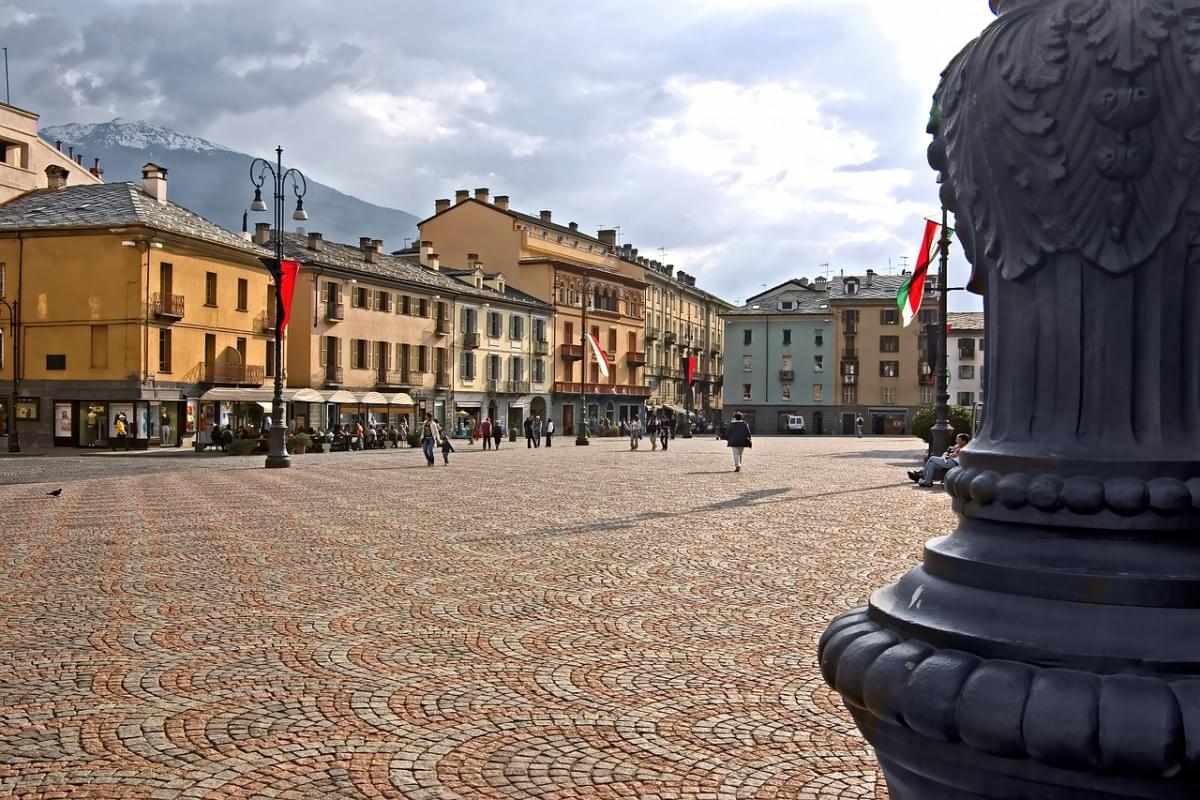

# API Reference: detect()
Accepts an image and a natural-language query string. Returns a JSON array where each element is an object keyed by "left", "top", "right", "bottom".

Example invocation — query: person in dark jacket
[
  {"left": 524, "top": 416, "right": 535, "bottom": 448},
  {"left": 726, "top": 411, "right": 753, "bottom": 472}
]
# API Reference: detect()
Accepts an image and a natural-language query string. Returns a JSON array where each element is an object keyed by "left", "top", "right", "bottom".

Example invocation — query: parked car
[{"left": 786, "top": 414, "right": 807, "bottom": 435}]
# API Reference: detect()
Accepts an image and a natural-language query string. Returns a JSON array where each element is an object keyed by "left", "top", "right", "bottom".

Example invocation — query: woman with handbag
[{"left": 725, "top": 411, "right": 753, "bottom": 472}]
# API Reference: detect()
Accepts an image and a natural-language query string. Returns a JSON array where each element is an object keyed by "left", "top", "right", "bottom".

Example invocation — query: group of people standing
[
  {"left": 625, "top": 414, "right": 674, "bottom": 451},
  {"left": 522, "top": 415, "right": 553, "bottom": 448}
]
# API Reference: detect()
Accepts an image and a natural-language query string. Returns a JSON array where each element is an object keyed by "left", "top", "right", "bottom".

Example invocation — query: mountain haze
[{"left": 40, "top": 119, "right": 421, "bottom": 249}]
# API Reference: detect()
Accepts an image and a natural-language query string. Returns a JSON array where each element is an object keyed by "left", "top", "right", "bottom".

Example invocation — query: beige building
[
  {"left": 830, "top": 271, "right": 939, "bottom": 435},
  {"left": 0, "top": 102, "right": 103, "bottom": 204}
]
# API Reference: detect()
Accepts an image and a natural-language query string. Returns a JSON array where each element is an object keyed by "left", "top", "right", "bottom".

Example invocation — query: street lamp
[
  {"left": 681, "top": 334, "right": 694, "bottom": 438},
  {"left": 576, "top": 274, "right": 595, "bottom": 446},
  {"left": 248, "top": 145, "right": 308, "bottom": 469},
  {"left": 927, "top": 205, "right": 953, "bottom": 459},
  {"left": 0, "top": 297, "right": 18, "bottom": 453}
]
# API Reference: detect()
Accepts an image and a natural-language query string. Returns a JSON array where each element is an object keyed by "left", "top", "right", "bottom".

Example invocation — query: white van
[{"left": 786, "top": 414, "right": 806, "bottom": 434}]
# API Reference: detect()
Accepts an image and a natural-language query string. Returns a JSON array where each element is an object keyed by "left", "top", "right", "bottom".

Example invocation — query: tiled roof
[
  {"left": 827, "top": 273, "right": 912, "bottom": 301},
  {"left": 723, "top": 284, "right": 832, "bottom": 316},
  {"left": 0, "top": 182, "right": 267, "bottom": 255},
  {"left": 947, "top": 311, "right": 985, "bottom": 331},
  {"left": 279, "top": 233, "right": 552, "bottom": 311}
]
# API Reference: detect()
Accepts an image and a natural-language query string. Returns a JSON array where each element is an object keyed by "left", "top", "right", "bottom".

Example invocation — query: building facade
[
  {"left": 0, "top": 101, "right": 103, "bottom": 205},
  {"left": 946, "top": 311, "right": 985, "bottom": 410},
  {"left": 0, "top": 166, "right": 275, "bottom": 449},
  {"left": 720, "top": 280, "right": 834, "bottom": 434}
]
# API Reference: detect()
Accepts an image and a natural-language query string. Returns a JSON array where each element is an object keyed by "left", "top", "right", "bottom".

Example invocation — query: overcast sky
[{"left": 4, "top": 0, "right": 995, "bottom": 309}]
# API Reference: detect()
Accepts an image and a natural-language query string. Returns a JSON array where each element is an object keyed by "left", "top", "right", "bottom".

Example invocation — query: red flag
[
  {"left": 279, "top": 259, "right": 301, "bottom": 337},
  {"left": 686, "top": 356, "right": 697, "bottom": 383}
]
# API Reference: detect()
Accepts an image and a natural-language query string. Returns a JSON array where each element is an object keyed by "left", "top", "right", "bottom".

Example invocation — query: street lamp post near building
[
  {"left": 248, "top": 145, "right": 308, "bottom": 469},
  {"left": 0, "top": 297, "right": 18, "bottom": 453},
  {"left": 928, "top": 205, "right": 953, "bottom": 459},
  {"left": 681, "top": 335, "right": 694, "bottom": 439},
  {"left": 576, "top": 274, "right": 593, "bottom": 446}
]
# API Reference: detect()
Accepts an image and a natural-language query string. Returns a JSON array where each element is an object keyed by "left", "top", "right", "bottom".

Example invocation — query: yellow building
[
  {"left": 0, "top": 164, "right": 276, "bottom": 448},
  {"left": 416, "top": 189, "right": 649, "bottom": 434},
  {"left": 0, "top": 101, "right": 103, "bottom": 204}
]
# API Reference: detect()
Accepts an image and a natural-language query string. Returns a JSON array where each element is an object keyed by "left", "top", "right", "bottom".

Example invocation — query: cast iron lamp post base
[{"left": 265, "top": 424, "right": 290, "bottom": 469}]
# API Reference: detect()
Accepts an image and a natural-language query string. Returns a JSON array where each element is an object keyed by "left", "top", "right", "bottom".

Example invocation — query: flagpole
[
  {"left": 576, "top": 270, "right": 590, "bottom": 446},
  {"left": 929, "top": 205, "right": 953, "bottom": 459}
]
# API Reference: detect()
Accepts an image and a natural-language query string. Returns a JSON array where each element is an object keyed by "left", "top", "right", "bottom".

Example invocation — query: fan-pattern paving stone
[{"left": 0, "top": 437, "right": 953, "bottom": 798}]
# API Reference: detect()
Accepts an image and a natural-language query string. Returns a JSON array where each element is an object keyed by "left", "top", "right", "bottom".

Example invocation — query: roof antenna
[{"left": 2, "top": 48, "right": 9, "bottom": 105}]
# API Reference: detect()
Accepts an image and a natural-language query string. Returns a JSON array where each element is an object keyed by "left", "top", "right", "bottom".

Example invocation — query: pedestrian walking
[
  {"left": 628, "top": 418, "right": 641, "bottom": 450},
  {"left": 659, "top": 416, "right": 670, "bottom": 451},
  {"left": 648, "top": 415, "right": 659, "bottom": 450},
  {"left": 440, "top": 432, "right": 456, "bottom": 465},
  {"left": 525, "top": 416, "right": 536, "bottom": 448},
  {"left": 493, "top": 419, "right": 504, "bottom": 450},
  {"left": 855, "top": 415, "right": 865, "bottom": 438},
  {"left": 399, "top": 419, "right": 409, "bottom": 447},
  {"left": 726, "top": 411, "right": 753, "bottom": 472},
  {"left": 480, "top": 418, "right": 493, "bottom": 450},
  {"left": 114, "top": 413, "right": 129, "bottom": 451},
  {"left": 467, "top": 415, "right": 477, "bottom": 444},
  {"left": 544, "top": 418, "right": 554, "bottom": 447},
  {"left": 420, "top": 413, "right": 441, "bottom": 466},
  {"left": 532, "top": 415, "right": 543, "bottom": 448}
]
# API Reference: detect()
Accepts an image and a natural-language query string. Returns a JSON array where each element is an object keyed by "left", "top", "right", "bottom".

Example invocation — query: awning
[
  {"left": 322, "top": 389, "right": 358, "bottom": 404},
  {"left": 289, "top": 388, "right": 325, "bottom": 404},
  {"left": 256, "top": 401, "right": 273, "bottom": 412},
  {"left": 201, "top": 388, "right": 275, "bottom": 402},
  {"left": 662, "top": 404, "right": 686, "bottom": 414},
  {"left": 387, "top": 392, "right": 415, "bottom": 406},
  {"left": 357, "top": 391, "right": 388, "bottom": 406}
]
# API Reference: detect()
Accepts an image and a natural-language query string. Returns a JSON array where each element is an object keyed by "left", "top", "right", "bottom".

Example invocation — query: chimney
[
  {"left": 474, "top": 187, "right": 489, "bottom": 203},
  {"left": 429, "top": 253, "right": 440, "bottom": 271},
  {"left": 568, "top": 221, "right": 578, "bottom": 232},
  {"left": 68, "top": 145, "right": 74, "bottom": 159},
  {"left": 799, "top": 277, "right": 809, "bottom": 287},
  {"left": 371, "top": 238, "right": 384, "bottom": 253},
  {"left": 307, "top": 232, "right": 324, "bottom": 251},
  {"left": 54, "top": 139, "right": 62, "bottom": 152},
  {"left": 455, "top": 189, "right": 469, "bottom": 204},
  {"left": 75, "top": 154, "right": 83, "bottom": 165},
  {"left": 141, "top": 162, "right": 168, "bottom": 204},
  {"left": 435, "top": 198, "right": 451, "bottom": 214},
  {"left": 359, "top": 236, "right": 373, "bottom": 250},
  {"left": 631, "top": 248, "right": 638, "bottom": 258},
  {"left": 89, "top": 157, "right": 103, "bottom": 179},
  {"left": 494, "top": 195, "right": 509, "bottom": 211},
  {"left": 253, "top": 222, "right": 271, "bottom": 245},
  {"left": 539, "top": 210, "right": 552, "bottom": 222},
  {"left": 418, "top": 240, "right": 434, "bottom": 266},
  {"left": 865, "top": 269, "right": 875, "bottom": 286},
  {"left": 44, "top": 164, "right": 70, "bottom": 191}
]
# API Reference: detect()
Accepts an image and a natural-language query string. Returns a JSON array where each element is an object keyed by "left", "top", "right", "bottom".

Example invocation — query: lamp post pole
[
  {"left": 249, "top": 145, "right": 308, "bottom": 469},
  {"left": 928, "top": 205, "right": 953, "bottom": 459},
  {"left": 1, "top": 298, "right": 18, "bottom": 453},
  {"left": 682, "top": 336, "right": 693, "bottom": 438},
  {"left": 576, "top": 274, "right": 591, "bottom": 446}
]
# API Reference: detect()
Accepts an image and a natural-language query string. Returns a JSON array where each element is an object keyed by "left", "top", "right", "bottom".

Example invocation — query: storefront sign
[{"left": 14, "top": 397, "right": 39, "bottom": 420}]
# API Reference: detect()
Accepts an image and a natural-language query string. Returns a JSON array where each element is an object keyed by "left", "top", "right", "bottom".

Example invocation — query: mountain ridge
[{"left": 39, "top": 118, "right": 420, "bottom": 250}]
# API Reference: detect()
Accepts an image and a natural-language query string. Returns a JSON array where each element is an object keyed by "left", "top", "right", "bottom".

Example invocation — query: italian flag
[
  {"left": 587, "top": 333, "right": 610, "bottom": 378},
  {"left": 897, "top": 219, "right": 951, "bottom": 327}
]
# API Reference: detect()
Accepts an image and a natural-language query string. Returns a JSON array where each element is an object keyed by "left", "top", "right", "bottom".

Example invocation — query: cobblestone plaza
[{"left": 0, "top": 437, "right": 953, "bottom": 798}]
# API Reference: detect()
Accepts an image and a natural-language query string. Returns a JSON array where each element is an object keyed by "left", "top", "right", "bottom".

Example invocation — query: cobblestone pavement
[{"left": 0, "top": 436, "right": 955, "bottom": 798}]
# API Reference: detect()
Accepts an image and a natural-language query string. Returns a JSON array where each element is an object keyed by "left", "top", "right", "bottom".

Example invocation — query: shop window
[
  {"left": 205, "top": 272, "right": 218, "bottom": 306},
  {"left": 15, "top": 398, "right": 39, "bottom": 420},
  {"left": 46, "top": 354, "right": 66, "bottom": 370},
  {"left": 236, "top": 278, "right": 248, "bottom": 311},
  {"left": 90, "top": 325, "right": 108, "bottom": 369},
  {"left": 158, "top": 329, "right": 172, "bottom": 373}
]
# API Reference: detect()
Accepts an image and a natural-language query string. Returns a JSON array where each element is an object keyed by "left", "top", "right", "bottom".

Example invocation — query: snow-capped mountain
[
  {"left": 43, "top": 119, "right": 230, "bottom": 153},
  {"left": 39, "top": 118, "right": 420, "bottom": 248}
]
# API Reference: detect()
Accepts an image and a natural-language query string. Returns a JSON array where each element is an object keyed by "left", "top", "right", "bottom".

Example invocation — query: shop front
[{"left": 453, "top": 393, "right": 485, "bottom": 438}]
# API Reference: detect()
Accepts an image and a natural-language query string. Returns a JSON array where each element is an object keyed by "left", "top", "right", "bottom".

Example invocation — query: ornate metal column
[{"left": 820, "top": 1, "right": 1200, "bottom": 797}]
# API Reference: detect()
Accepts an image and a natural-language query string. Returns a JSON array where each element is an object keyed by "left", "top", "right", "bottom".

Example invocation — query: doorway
[
  {"left": 563, "top": 404, "right": 574, "bottom": 436},
  {"left": 842, "top": 413, "right": 856, "bottom": 435},
  {"left": 813, "top": 411, "right": 824, "bottom": 436}
]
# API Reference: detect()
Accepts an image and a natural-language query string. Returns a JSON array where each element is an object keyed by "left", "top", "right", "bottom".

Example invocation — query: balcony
[
  {"left": 435, "top": 316, "right": 452, "bottom": 335},
  {"left": 508, "top": 380, "right": 532, "bottom": 394},
  {"left": 323, "top": 366, "right": 344, "bottom": 387},
  {"left": 553, "top": 382, "right": 652, "bottom": 397},
  {"left": 919, "top": 373, "right": 935, "bottom": 385},
  {"left": 561, "top": 344, "right": 583, "bottom": 361},
  {"left": 842, "top": 349, "right": 859, "bottom": 361},
  {"left": 627, "top": 351, "right": 646, "bottom": 366},
  {"left": 325, "top": 302, "right": 345, "bottom": 322},
  {"left": 463, "top": 331, "right": 481, "bottom": 349},
  {"left": 198, "top": 362, "right": 265, "bottom": 386},
  {"left": 377, "top": 369, "right": 409, "bottom": 389},
  {"left": 843, "top": 324, "right": 859, "bottom": 335},
  {"left": 151, "top": 292, "right": 185, "bottom": 320},
  {"left": 486, "top": 379, "right": 500, "bottom": 393},
  {"left": 959, "top": 350, "right": 976, "bottom": 361},
  {"left": 256, "top": 309, "right": 277, "bottom": 334},
  {"left": 646, "top": 327, "right": 660, "bottom": 340},
  {"left": 664, "top": 332, "right": 677, "bottom": 345},
  {"left": 779, "top": 370, "right": 795, "bottom": 382},
  {"left": 435, "top": 372, "right": 450, "bottom": 389},
  {"left": 533, "top": 339, "right": 550, "bottom": 356}
]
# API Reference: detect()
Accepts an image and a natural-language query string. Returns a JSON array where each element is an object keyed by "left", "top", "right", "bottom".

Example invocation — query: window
[
  {"left": 919, "top": 308, "right": 938, "bottom": 325},
  {"left": 418, "top": 298, "right": 429, "bottom": 317},
  {"left": 921, "top": 386, "right": 935, "bottom": 405},
  {"left": 378, "top": 291, "right": 392, "bottom": 312},
  {"left": 354, "top": 287, "right": 369, "bottom": 308},
  {"left": 488, "top": 311, "right": 503, "bottom": 338},
  {"left": 743, "top": 355, "right": 753, "bottom": 372},
  {"left": 534, "top": 318, "right": 547, "bottom": 342},
  {"left": 814, "top": 355, "right": 824, "bottom": 372},
  {"left": 158, "top": 329, "right": 172, "bottom": 373},
  {"left": 843, "top": 385, "right": 857, "bottom": 404},
  {"left": 352, "top": 339, "right": 369, "bottom": 369},
  {"left": 462, "top": 307, "right": 478, "bottom": 333},
  {"left": 236, "top": 278, "right": 248, "bottom": 311},
  {"left": 781, "top": 384, "right": 791, "bottom": 400},
  {"left": 842, "top": 309, "right": 859, "bottom": 334},
  {"left": 0, "top": 329, "right": 3, "bottom": 370},
  {"left": 813, "top": 384, "right": 823, "bottom": 402},
  {"left": 781, "top": 300, "right": 794, "bottom": 311},
  {"left": 486, "top": 353, "right": 502, "bottom": 380},
  {"left": 958, "top": 337, "right": 976, "bottom": 359},
  {"left": 783, "top": 329, "right": 792, "bottom": 345},
  {"left": 845, "top": 280, "right": 859, "bottom": 295},
  {"left": 205, "top": 272, "right": 217, "bottom": 306},
  {"left": 880, "top": 336, "right": 900, "bottom": 353},
  {"left": 90, "top": 325, "right": 108, "bottom": 369},
  {"left": 460, "top": 351, "right": 476, "bottom": 381},
  {"left": 958, "top": 391, "right": 976, "bottom": 406},
  {"left": 959, "top": 365, "right": 976, "bottom": 380},
  {"left": 742, "top": 384, "right": 752, "bottom": 401},
  {"left": 265, "top": 340, "right": 275, "bottom": 378},
  {"left": 782, "top": 354, "right": 793, "bottom": 371},
  {"left": 814, "top": 330, "right": 824, "bottom": 347},
  {"left": 0, "top": 262, "right": 5, "bottom": 298},
  {"left": 418, "top": 345, "right": 430, "bottom": 373},
  {"left": 880, "top": 361, "right": 900, "bottom": 377},
  {"left": 510, "top": 315, "right": 524, "bottom": 340},
  {"left": 46, "top": 354, "right": 66, "bottom": 370},
  {"left": 401, "top": 295, "right": 412, "bottom": 315},
  {"left": 533, "top": 358, "right": 545, "bottom": 383},
  {"left": 511, "top": 356, "right": 524, "bottom": 382},
  {"left": 743, "top": 329, "right": 752, "bottom": 345},
  {"left": 883, "top": 387, "right": 896, "bottom": 404},
  {"left": 880, "top": 308, "right": 899, "bottom": 325}
]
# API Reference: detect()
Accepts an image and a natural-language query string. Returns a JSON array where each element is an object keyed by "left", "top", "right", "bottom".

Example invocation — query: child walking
[{"left": 440, "top": 434, "right": 456, "bottom": 465}]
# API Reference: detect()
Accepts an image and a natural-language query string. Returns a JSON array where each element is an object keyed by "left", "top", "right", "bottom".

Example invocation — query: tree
[{"left": 912, "top": 406, "right": 974, "bottom": 444}]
